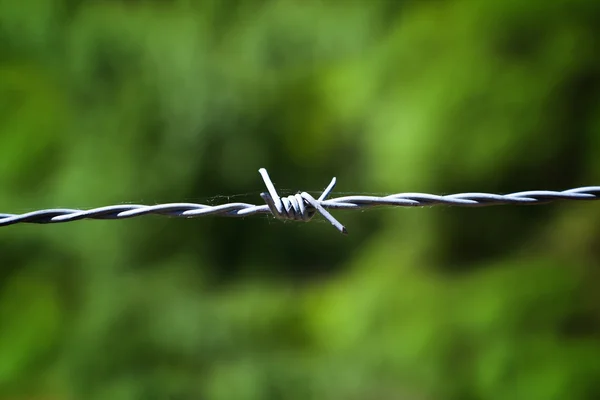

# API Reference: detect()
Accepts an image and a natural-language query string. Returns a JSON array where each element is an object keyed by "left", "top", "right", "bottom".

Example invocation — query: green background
[{"left": 1, "top": 0, "right": 600, "bottom": 399}]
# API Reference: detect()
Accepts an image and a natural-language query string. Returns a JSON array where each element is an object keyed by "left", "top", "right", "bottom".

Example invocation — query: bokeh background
[{"left": 2, "top": 0, "right": 600, "bottom": 399}]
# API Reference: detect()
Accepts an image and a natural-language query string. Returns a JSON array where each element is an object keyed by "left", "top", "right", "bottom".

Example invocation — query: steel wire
[{"left": 2, "top": 168, "right": 599, "bottom": 234}]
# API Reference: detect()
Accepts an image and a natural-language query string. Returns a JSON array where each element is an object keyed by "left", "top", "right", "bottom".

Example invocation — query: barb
[{"left": 1, "top": 168, "right": 599, "bottom": 234}]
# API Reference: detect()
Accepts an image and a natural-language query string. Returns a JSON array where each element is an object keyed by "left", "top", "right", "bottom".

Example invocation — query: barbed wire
[{"left": 1, "top": 168, "right": 599, "bottom": 234}]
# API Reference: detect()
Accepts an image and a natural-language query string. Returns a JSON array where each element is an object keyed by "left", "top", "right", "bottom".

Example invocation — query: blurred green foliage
[{"left": 1, "top": 0, "right": 600, "bottom": 399}]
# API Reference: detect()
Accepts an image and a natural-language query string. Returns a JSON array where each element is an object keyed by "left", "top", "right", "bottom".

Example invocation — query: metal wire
[{"left": 1, "top": 168, "right": 599, "bottom": 234}]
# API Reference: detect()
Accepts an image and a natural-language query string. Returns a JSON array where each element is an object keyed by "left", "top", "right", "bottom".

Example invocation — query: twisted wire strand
[{"left": 1, "top": 168, "right": 599, "bottom": 234}]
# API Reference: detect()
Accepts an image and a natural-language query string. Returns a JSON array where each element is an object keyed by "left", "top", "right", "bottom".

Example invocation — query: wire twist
[
  {"left": 1, "top": 168, "right": 599, "bottom": 234},
  {"left": 258, "top": 168, "right": 346, "bottom": 233}
]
